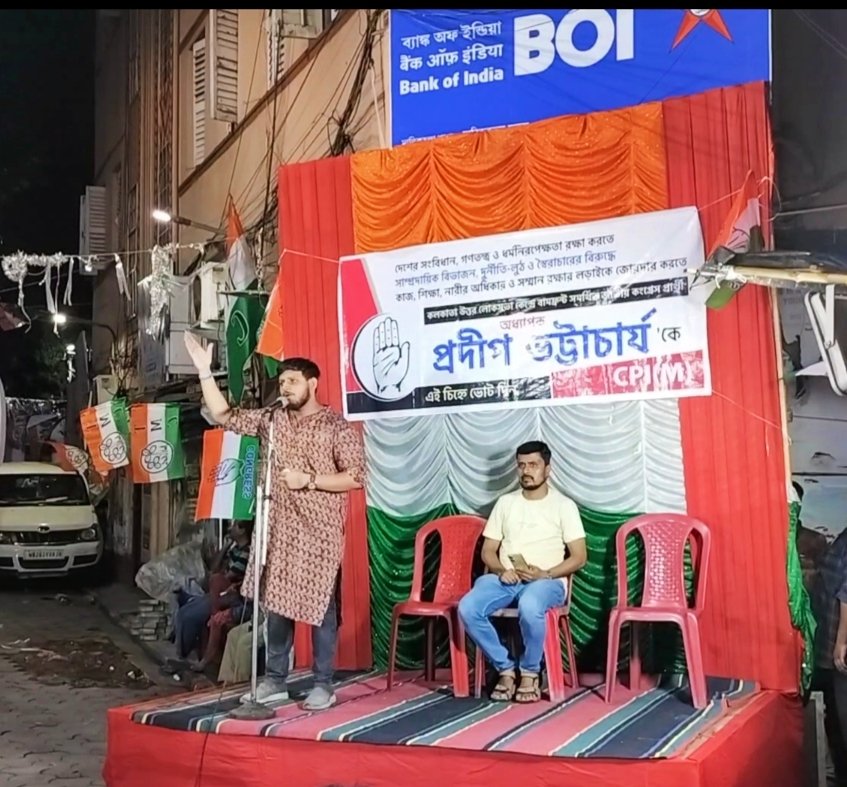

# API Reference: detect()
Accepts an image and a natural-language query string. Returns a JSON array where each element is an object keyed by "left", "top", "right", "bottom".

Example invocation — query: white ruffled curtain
[{"left": 364, "top": 400, "right": 687, "bottom": 517}]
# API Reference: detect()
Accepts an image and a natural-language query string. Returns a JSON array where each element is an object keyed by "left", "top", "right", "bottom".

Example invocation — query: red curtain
[
  {"left": 665, "top": 82, "right": 800, "bottom": 691},
  {"left": 274, "top": 81, "right": 799, "bottom": 688},
  {"left": 277, "top": 157, "right": 372, "bottom": 670}
]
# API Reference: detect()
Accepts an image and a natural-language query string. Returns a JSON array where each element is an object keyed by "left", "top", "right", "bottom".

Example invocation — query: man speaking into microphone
[{"left": 184, "top": 333, "right": 365, "bottom": 710}]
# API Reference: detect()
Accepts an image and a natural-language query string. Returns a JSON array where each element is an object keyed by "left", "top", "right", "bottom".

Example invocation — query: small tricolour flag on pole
[
  {"left": 704, "top": 169, "right": 764, "bottom": 309},
  {"left": 80, "top": 399, "right": 131, "bottom": 475},
  {"left": 195, "top": 429, "right": 260, "bottom": 521},
  {"left": 130, "top": 403, "right": 186, "bottom": 483}
]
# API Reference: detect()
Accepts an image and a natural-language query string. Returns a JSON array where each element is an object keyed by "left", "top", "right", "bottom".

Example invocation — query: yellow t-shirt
[{"left": 483, "top": 487, "right": 586, "bottom": 573}]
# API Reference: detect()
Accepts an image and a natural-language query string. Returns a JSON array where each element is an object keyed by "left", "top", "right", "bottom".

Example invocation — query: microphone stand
[{"left": 229, "top": 411, "right": 277, "bottom": 721}]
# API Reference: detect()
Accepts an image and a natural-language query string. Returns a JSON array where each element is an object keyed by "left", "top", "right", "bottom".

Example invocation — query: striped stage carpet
[{"left": 129, "top": 670, "right": 757, "bottom": 759}]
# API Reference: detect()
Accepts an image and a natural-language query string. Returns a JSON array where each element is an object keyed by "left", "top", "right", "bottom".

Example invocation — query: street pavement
[{"left": 0, "top": 583, "right": 174, "bottom": 787}]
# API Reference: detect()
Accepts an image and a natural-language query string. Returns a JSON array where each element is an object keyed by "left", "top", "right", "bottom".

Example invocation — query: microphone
[{"left": 269, "top": 396, "right": 288, "bottom": 412}]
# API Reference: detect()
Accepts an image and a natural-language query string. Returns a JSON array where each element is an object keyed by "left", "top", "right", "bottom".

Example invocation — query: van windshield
[{"left": 0, "top": 474, "right": 90, "bottom": 506}]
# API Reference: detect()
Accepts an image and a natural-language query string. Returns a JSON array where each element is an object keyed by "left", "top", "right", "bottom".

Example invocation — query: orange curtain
[{"left": 351, "top": 104, "right": 668, "bottom": 252}]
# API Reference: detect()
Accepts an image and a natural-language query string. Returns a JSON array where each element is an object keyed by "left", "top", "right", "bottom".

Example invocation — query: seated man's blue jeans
[{"left": 458, "top": 574, "right": 566, "bottom": 674}]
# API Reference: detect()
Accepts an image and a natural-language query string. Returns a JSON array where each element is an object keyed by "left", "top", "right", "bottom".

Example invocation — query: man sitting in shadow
[{"left": 172, "top": 520, "right": 253, "bottom": 671}]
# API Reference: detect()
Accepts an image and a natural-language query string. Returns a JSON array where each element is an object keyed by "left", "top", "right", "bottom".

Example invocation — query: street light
[
  {"left": 151, "top": 208, "right": 221, "bottom": 235},
  {"left": 52, "top": 312, "right": 117, "bottom": 344}
]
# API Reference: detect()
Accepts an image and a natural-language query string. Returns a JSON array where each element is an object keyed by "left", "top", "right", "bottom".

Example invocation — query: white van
[{"left": 0, "top": 462, "right": 103, "bottom": 578}]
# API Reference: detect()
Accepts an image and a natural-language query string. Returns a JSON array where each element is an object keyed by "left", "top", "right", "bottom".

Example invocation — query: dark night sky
[{"left": 0, "top": 10, "right": 95, "bottom": 397}]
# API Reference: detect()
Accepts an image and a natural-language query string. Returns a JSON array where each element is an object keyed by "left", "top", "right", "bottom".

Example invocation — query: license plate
[{"left": 24, "top": 550, "right": 64, "bottom": 560}]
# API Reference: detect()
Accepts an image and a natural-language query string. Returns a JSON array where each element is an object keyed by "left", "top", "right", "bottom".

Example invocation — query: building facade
[{"left": 86, "top": 9, "right": 388, "bottom": 578}]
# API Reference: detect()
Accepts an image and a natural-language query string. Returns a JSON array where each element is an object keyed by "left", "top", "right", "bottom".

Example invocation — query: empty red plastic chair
[
  {"left": 386, "top": 515, "right": 485, "bottom": 697},
  {"left": 604, "top": 514, "right": 711, "bottom": 709}
]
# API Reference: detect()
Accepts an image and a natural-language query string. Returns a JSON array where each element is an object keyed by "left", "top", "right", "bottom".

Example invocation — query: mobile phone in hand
[{"left": 509, "top": 554, "right": 530, "bottom": 572}]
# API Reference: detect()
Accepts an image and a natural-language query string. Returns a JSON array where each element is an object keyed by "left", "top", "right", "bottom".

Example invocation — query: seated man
[
  {"left": 173, "top": 520, "right": 253, "bottom": 667},
  {"left": 458, "top": 440, "right": 587, "bottom": 703}
]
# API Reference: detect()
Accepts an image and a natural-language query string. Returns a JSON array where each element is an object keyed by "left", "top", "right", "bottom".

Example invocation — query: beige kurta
[{"left": 228, "top": 406, "right": 365, "bottom": 626}]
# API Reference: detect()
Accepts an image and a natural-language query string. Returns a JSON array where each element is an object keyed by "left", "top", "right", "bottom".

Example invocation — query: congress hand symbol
[{"left": 372, "top": 317, "right": 410, "bottom": 395}]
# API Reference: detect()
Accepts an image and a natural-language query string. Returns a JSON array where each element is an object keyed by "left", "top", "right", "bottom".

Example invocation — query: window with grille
[
  {"left": 128, "top": 10, "right": 140, "bottom": 100},
  {"left": 210, "top": 9, "right": 239, "bottom": 122},
  {"left": 155, "top": 10, "right": 174, "bottom": 245},
  {"left": 266, "top": 9, "right": 285, "bottom": 87},
  {"left": 127, "top": 183, "right": 139, "bottom": 236},
  {"left": 281, "top": 8, "right": 324, "bottom": 38},
  {"left": 111, "top": 166, "right": 123, "bottom": 248},
  {"left": 192, "top": 38, "right": 207, "bottom": 165},
  {"left": 267, "top": 9, "right": 340, "bottom": 85}
]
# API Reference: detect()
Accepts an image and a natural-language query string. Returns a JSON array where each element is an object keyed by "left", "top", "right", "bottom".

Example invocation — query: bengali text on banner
[
  {"left": 389, "top": 9, "right": 771, "bottom": 145},
  {"left": 339, "top": 206, "right": 710, "bottom": 421}
]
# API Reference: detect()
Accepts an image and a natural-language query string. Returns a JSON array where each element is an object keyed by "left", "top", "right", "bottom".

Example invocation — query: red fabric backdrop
[
  {"left": 665, "top": 82, "right": 800, "bottom": 691},
  {"left": 277, "top": 156, "right": 372, "bottom": 670},
  {"left": 273, "top": 81, "right": 800, "bottom": 689}
]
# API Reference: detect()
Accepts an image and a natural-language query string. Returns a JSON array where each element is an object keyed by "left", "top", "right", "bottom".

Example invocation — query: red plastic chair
[
  {"left": 473, "top": 598, "right": 580, "bottom": 703},
  {"left": 604, "top": 514, "right": 711, "bottom": 709},
  {"left": 386, "top": 515, "right": 485, "bottom": 697}
]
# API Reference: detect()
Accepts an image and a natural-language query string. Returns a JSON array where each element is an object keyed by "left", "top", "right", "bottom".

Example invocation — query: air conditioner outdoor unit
[
  {"left": 94, "top": 374, "right": 118, "bottom": 404},
  {"left": 192, "top": 262, "right": 228, "bottom": 333}
]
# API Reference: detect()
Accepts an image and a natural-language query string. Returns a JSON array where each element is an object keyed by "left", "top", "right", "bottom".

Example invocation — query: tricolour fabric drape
[
  {"left": 664, "top": 82, "right": 800, "bottom": 691},
  {"left": 351, "top": 105, "right": 689, "bottom": 669},
  {"left": 277, "top": 157, "right": 372, "bottom": 670},
  {"left": 350, "top": 84, "right": 800, "bottom": 689}
]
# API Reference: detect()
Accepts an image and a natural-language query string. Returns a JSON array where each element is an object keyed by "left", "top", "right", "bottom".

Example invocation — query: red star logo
[{"left": 672, "top": 9, "right": 733, "bottom": 49}]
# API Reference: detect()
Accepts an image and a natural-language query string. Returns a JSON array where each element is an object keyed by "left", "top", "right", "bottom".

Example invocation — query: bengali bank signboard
[
  {"left": 339, "top": 207, "right": 710, "bottom": 421},
  {"left": 389, "top": 9, "right": 772, "bottom": 145}
]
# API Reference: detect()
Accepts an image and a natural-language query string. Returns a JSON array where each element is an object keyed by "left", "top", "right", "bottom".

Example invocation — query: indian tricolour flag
[
  {"left": 130, "top": 403, "right": 186, "bottom": 484},
  {"left": 195, "top": 429, "right": 260, "bottom": 521},
  {"left": 702, "top": 169, "right": 765, "bottom": 309},
  {"left": 80, "top": 399, "right": 131, "bottom": 475}
]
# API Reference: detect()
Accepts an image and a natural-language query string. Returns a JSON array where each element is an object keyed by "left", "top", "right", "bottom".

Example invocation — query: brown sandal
[
  {"left": 515, "top": 672, "right": 541, "bottom": 703},
  {"left": 490, "top": 671, "right": 517, "bottom": 701}
]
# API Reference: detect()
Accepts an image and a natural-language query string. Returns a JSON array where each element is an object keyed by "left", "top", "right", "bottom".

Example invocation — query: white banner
[{"left": 339, "top": 207, "right": 710, "bottom": 421}]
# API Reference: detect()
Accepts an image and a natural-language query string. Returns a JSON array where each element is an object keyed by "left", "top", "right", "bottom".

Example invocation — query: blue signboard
[{"left": 389, "top": 9, "right": 771, "bottom": 146}]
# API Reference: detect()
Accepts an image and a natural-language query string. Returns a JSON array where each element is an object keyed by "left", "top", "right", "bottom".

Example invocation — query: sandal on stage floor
[
  {"left": 490, "top": 671, "right": 517, "bottom": 701},
  {"left": 515, "top": 672, "right": 541, "bottom": 703}
]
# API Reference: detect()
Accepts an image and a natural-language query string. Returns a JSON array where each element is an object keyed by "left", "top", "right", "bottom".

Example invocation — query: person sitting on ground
[
  {"left": 218, "top": 616, "right": 263, "bottom": 684},
  {"left": 173, "top": 521, "right": 253, "bottom": 667},
  {"left": 458, "top": 440, "right": 587, "bottom": 703}
]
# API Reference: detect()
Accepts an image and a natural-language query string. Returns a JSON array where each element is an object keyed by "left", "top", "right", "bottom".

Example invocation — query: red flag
[{"left": 256, "top": 278, "right": 284, "bottom": 362}]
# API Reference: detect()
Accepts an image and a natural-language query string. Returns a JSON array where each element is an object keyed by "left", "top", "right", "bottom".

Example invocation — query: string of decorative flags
[
  {"left": 78, "top": 398, "right": 260, "bottom": 523},
  {"left": 27, "top": 199, "right": 285, "bottom": 523},
  {"left": 0, "top": 242, "right": 210, "bottom": 329}
]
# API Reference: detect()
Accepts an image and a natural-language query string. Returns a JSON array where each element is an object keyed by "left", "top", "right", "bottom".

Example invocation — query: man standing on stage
[
  {"left": 184, "top": 333, "right": 365, "bottom": 710},
  {"left": 458, "top": 441, "right": 587, "bottom": 703}
]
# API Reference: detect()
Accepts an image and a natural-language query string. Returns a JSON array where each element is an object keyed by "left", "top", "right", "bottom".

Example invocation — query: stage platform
[{"left": 104, "top": 668, "right": 803, "bottom": 787}]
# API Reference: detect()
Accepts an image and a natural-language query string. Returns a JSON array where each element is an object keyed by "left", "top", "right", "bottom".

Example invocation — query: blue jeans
[
  {"left": 266, "top": 579, "right": 339, "bottom": 688},
  {"left": 458, "top": 574, "right": 566, "bottom": 674},
  {"left": 174, "top": 594, "right": 212, "bottom": 659}
]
